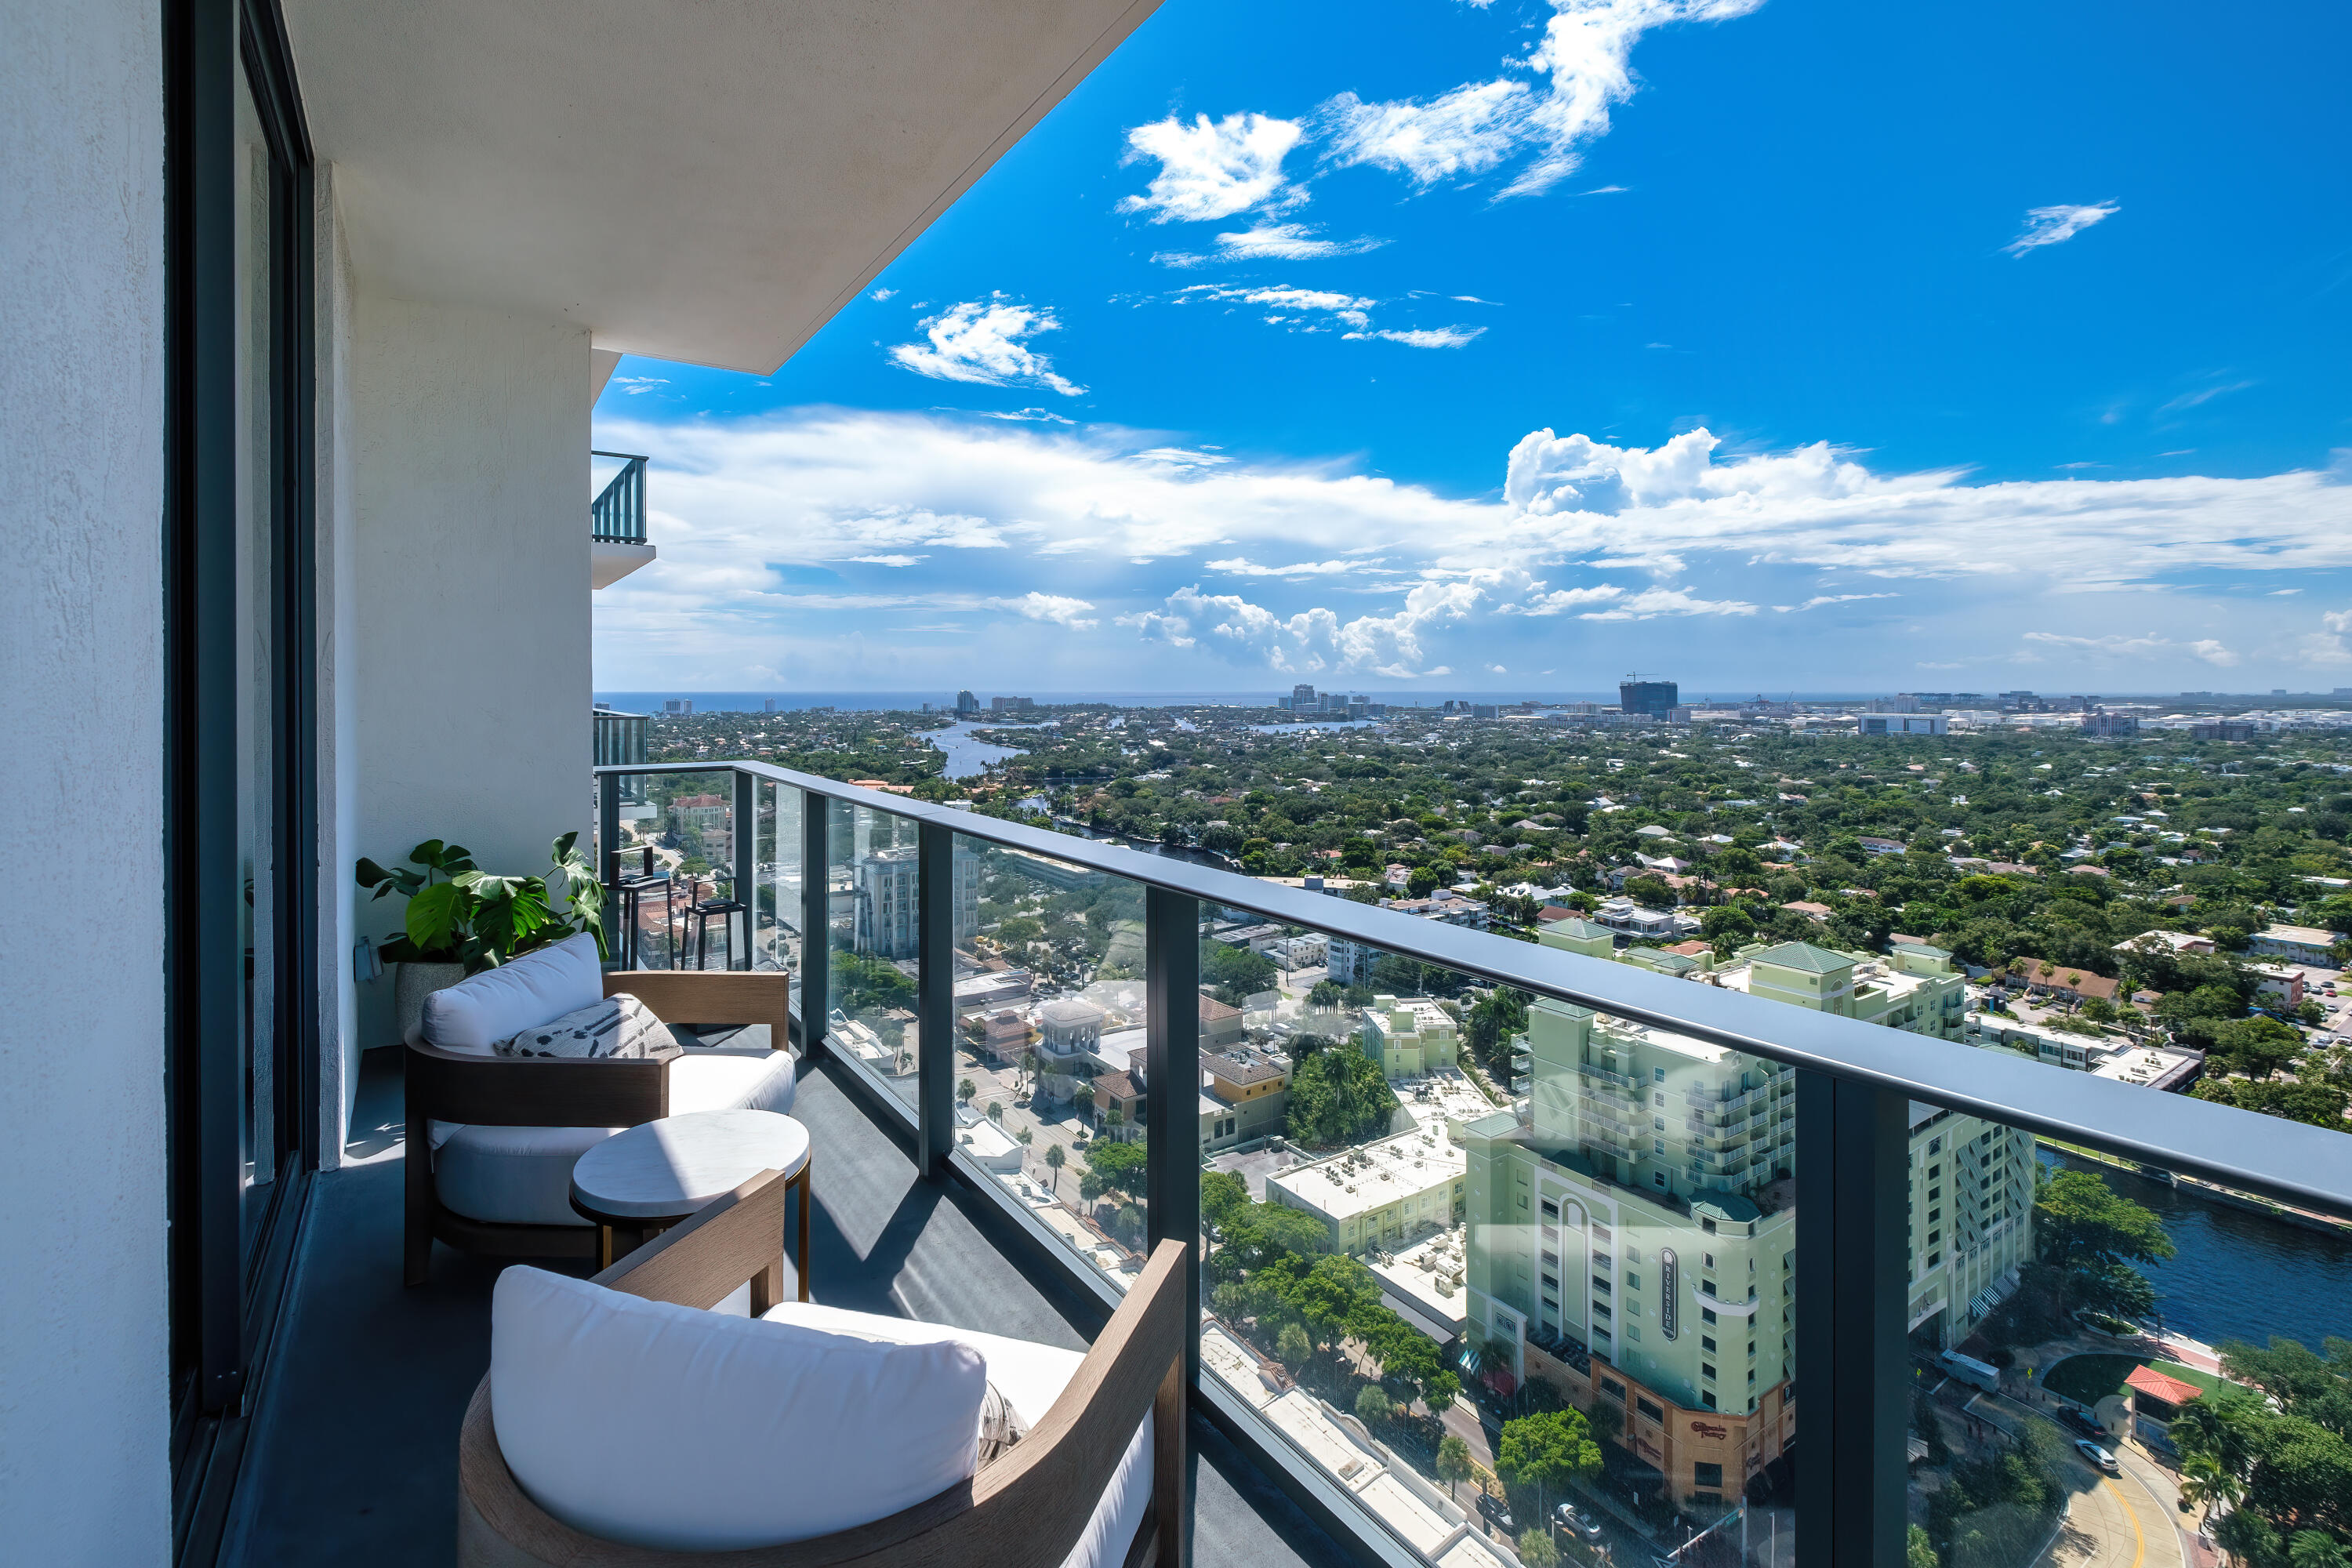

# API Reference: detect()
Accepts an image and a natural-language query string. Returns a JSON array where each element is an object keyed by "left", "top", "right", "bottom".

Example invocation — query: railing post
[
  {"left": 798, "top": 792, "right": 829, "bottom": 1056},
  {"left": 1145, "top": 887, "right": 1202, "bottom": 1406},
  {"left": 1795, "top": 1070, "right": 1907, "bottom": 1568},
  {"left": 916, "top": 820, "right": 956, "bottom": 1178},
  {"left": 597, "top": 770, "right": 620, "bottom": 889},
  {"left": 731, "top": 767, "right": 755, "bottom": 970}
]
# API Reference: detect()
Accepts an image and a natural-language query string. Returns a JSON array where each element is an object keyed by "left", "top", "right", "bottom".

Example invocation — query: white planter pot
[{"left": 394, "top": 960, "right": 468, "bottom": 1046}]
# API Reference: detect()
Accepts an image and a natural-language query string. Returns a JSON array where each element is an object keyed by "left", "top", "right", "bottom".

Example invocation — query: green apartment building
[{"left": 1461, "top": 927, "right": 2034, "bottom": 1508}]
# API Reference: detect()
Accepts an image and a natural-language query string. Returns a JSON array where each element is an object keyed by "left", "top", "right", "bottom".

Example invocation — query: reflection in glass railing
[
  {"left": 603, "top": 768, "right": 738, "bottom": 971},
  {"left": 753, "top": 782, "right": 802, "bottom": 985},
  {"left": 1902, "top": 1102, "right": 2352, "bottom": 1568},
  {"left": 831, "top": 804, "right": 925, "bottom": 1109},
  {"left": 1189, "top": 903, "right": 1866, "bottom": 1565},
  {"left": 949, "top": 835, "right": 1150, "bottom": 1292}
]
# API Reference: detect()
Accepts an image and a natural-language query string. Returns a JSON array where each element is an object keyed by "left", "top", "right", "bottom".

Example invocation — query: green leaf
[
  {"left": 405, "top": 880, "right": 466, "bottom": 952},
  {"left": 354, "top": 856, "right": 393, "bottom": 889}
]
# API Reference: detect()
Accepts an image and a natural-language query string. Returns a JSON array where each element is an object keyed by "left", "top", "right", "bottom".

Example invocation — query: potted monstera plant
[{"left": 356, "top": 832, "right": 608, "bottom": 1044}]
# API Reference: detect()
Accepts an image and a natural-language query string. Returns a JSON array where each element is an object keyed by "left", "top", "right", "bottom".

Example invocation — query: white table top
[{"left": 570, "top": 1109, "right": 810, "bottom": 1221}]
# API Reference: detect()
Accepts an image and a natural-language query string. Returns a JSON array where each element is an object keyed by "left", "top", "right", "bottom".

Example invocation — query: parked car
[
  {"left": 2058, "top": 1406, "right": 2105, "bottom": 1440},
  {"left": 2074, "top": 1439, "right": 2122, "bottom": 1475},
  {"left": 1554, "top": 1502, "right": 1605, "bottom": 1542},
  {"left": 1479, "top": 1492, "right": 1515, "bottom": 1532}
]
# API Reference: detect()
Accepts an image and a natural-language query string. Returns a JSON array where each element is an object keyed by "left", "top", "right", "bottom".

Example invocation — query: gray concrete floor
[{"left": 221, "top": 1044, "right": 1356, "bottom": 1567}]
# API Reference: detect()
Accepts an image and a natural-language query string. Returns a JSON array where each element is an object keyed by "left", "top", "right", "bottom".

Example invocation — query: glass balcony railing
[{"left": 592, "top": 760, "right": 2352, "bottom": 1568}]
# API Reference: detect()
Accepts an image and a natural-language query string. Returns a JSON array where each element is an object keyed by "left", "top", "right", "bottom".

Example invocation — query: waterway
[
  {"left": 2040, "top": 1149, "right": 2352, "bottom": 1352},
  {"left": 923, "top": 719, "right": 1036, "bottom": 780}
]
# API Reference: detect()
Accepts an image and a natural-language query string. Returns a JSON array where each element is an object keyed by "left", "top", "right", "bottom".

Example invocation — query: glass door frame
[{"left": 164, "top": 0, "right": 318, "bottom": 1557}]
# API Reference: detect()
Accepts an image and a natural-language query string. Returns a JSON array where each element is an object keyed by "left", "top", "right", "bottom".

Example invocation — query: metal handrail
[
  {"left": 590, "top": 451, "right": 648, "bottom": 543},
  {"left": 593, "top": 760, "right": 2352, "bottom": 1221}
]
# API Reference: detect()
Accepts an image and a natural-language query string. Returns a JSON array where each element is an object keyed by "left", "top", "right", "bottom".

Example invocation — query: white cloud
[
  {"left": 1206, "top": 557, "right": 1379, "bottom": 577},
  {"left": 2157, "top": 381, "right": 2254, "bottom": 416},
  {"left": 851, "top": 554, "right": 927, "bottom": 568},
  {"left": 2021, "top": 631, "right": 2239, "bottom": 666},
  {"left": 591, "top": 406, "right": 2352, "bottom": 685},
  {"left": 1576, "top": 586, "right": 1759, "bottom": 621},
  {"left": 610, "top": 376, "right": 669, "bottom": 395},
  {"left": 1152, "top": 223, "right": 1388, "bottom": 267},
  {"left": 888, "top": 298, "right": 1083, "bottom": 396},
  {"left": 1776, "top": 592, "right": 1899, "bottom": 612},
  {"left": 2300, "top": 607, "right": 2352, "bottom": 666},
  {"left": 1349, "top": 325, "right": 1486, "bottom": 348},
  {"left": 1321, "top": 0, "right": 1764, "bottom": 200},
  {"left": 1322, "top": 79, "right": 1534, "bottom": 187},
  {"left": 990, "top": 592, "right": 1099, "bottom": 630},
  {"left": 869, "top": 288, "right": 896, "bottom": 302},
  {"left": 1119, "top": 112, "right": 1305, "bottom": 223},
  {"left": 977, "top": 407, "right": 1076, "bottom": 424},
  {"left": 2005, "top": 201, "right": 2119, "bottom": 256}
]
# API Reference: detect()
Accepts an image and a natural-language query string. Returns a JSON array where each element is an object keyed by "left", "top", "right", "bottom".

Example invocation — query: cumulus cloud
[
  {"left": 889, "top": 298, "right": 1083, "bottom": 396},
  {"left": 2022, "top": 631, "right": 2238, "bottom": 666},
  {"left": 1322, "top": 0, "right": 1764, "bottom": 200},
  {"left": 2005, "top": 201, "right": 2120, "bottom": 256},
  {"left": 990, "top": 592, "right": 1099, "bottom": 630},
  {"left": 592, "top": 405, "right": 2352, "bottom": 684},
  {"left": 1120, "top": 113, "right": 1305, "bottom": 223},
  {"left": 1152, "top": 223, "right": 1388, "bottom": 267}
]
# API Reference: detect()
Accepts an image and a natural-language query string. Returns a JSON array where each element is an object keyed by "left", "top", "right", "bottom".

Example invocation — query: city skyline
[{"left": 592, "top": 0, "right": 2352, "bottom": 695}]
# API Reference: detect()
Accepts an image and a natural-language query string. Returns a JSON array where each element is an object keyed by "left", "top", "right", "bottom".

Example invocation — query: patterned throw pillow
[
  {"left": 975, "top": 1381, "right": 1029, "bottom": 1468},
  {"left": 493, "top": 994, "right": 682, "bottom": 1061}
]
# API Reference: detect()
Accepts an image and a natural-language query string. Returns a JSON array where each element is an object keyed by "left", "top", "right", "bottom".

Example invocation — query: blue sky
[{"left": 593, "top": 0, "right": 2352, "bottom": 698}]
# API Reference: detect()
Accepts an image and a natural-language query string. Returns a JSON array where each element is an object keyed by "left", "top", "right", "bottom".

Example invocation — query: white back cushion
[
  {"left": 420, "top": 933, "right": 602, "bottom": 1055},
  {"left": 491, "top": 1267, "right": 988, "bottom": 1551}
]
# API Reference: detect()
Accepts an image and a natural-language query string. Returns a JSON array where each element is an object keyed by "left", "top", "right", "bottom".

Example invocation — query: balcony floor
[{"left": 220, "top": 1041, "right": 1356, "bottom": 1566}]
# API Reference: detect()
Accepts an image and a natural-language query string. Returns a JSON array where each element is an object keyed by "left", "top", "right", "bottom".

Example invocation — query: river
[
  {"left": 2040, "top": 1149, "right": 2352, "bottom": 1352},
  {"left": 924, "top": 719, "right": 1037, "bottom": 779}
]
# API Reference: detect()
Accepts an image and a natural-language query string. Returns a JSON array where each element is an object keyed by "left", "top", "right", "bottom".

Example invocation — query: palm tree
[
  {"left": 1044, "top": 1142, "right": 1065, "bottom": 1192},
  {"left": 1436, "top": 1434, "right": 1474, "bottom": 1508},
  {"left": 2176, "top": 1451, "right": 2240, "bottom": 1526}
]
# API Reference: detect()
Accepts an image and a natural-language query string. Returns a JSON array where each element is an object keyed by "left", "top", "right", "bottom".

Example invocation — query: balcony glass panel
[
  {"left": 753, "top": 780, "right": 802, "bottom": 989},
  {"left": 1899, "top": 1094, "right": 2352, "bottom": 1568},
  {"left": 1192, "top": 897, "right": 1791, "bottom": 1566},
  {"left": 606, "top": 769, "right": 737, "bottom": 969},
  {"left": 833, "top": 804, "right": 923, "bottom": 1110},
  {"left": 952, "top": 833, "right": 1149, "bottom": 1290}
]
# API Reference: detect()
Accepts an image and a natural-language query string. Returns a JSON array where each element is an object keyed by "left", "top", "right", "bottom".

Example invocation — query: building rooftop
[
  {"left": 1269, "top": 1125, "right": 1465, "bottom": 1223},
  {"left": 1751, "top": 940, "right": 1852, "bottom": 974}
]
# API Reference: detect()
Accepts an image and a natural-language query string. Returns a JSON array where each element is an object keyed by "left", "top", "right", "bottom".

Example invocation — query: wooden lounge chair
[
  {"left": 456, "top": 1169, "right": 1189, "bottom": 1566},
  {"left": 405, "top": 967, "right": 793, "bottom": 1285}
]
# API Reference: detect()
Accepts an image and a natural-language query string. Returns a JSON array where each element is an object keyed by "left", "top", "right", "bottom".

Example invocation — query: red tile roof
[{"left": 2125, "top": 1364, "right": 2204, "bottom": 1407}]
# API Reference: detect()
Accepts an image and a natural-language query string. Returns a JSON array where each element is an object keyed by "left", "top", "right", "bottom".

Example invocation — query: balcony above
[{"left": 590, "top": 451, "right": 655, "bottom": 588}]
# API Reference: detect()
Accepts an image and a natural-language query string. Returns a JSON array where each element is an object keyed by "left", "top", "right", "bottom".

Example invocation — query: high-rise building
[
  {"left": 1618, "top": 680, "right": 1679, "bottom": 716},
  {"left": 1463, "top": 930, "right": 2031, "bottom": 1508},
  {"left": 662, "top": 697, "right": 694, "bottom": 715},
  {"left": 1290, "top": 683, "right": 1320, "bottom": 713},
  {"left": 852, "top": 838, "right": 978, "bottom": 958},
  {"left": 956, "top": 689, "right": 980, "bottom": 715},
  {"left": 763, "top": 697, "right": 777, "bottom": 713}
]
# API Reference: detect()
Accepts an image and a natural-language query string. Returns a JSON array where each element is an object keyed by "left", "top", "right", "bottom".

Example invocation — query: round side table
[{"left": 569, "top": 1109, "right": 812, "bottom": 1299}]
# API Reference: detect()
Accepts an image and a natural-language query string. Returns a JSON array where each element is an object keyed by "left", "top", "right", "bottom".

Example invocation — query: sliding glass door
[{"left": 168, "top": 0, "right": 314, "bottom": 1556}]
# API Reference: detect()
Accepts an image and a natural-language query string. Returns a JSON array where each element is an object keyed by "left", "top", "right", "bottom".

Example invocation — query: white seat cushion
[
  {"left": 420, "top": 933, "right": 604, "bottom": 1054},
  {"left": 759, "top": 1301, "right": 1153, "bottom": 1568},
  {"left": 492, "top": 1268, "right": 985, "bottom": 1551},
  {"left": 434, "top": 1047, "right": 795, "bottom": 1226}
]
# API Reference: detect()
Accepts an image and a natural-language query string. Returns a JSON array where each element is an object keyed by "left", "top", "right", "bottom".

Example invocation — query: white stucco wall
[
  {"left": 342, "top": 287, "right": 593, "bottom": 1065},
  {"left": 0, "top": 2, "right": 172, "bottom": 1558}
]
